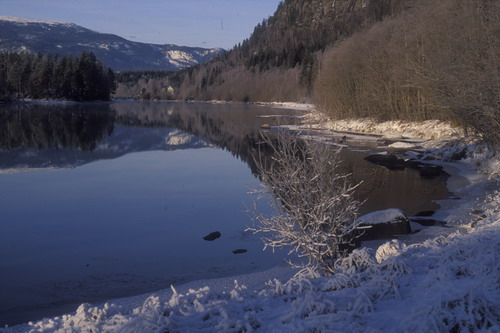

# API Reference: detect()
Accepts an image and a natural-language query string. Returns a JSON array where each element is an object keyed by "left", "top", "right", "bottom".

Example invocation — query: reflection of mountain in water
[
  {"left": 0, "top": 103, "right": 217, "bottom": 172},
  {"left": 0, "top": 102, "right": 293, "bottom": 173},
  {"left": 0, "top": 101, "right": 449, "bottom": 216},
  {"left": 113, "top": 102, "right": 286, "bottom": 174}
]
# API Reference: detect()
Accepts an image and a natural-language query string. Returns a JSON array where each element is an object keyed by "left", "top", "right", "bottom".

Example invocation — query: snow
[
  {"left": 165, "top": 50, "right": 196, "bottom": 67},
  {"left": 258, "top": 102, "right": 315, "bottom": 111},
  {"left": 302, "top": 113, "right": 462, "bottom": 141},
  {"left": 165, "top": 130, "right": 195, "bottom": 146},
  {"left": 0, "top": 16, "right": 74, "bottom": 28},
  {"left": 358, "top": 208, "right": 406, "bottom": 225},
  {"left": 388, "top": 141, "right": 418, "bottom": 149},
  {"left": 2, "top": 108, "right": 499, "bottom": 332},
  {"left": 197, "top": 48, "right": 225, "bottom": 57}
]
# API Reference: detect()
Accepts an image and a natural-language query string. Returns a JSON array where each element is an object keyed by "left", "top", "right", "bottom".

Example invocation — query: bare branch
[{"left": 248, "top": 129, "right": 361, "bottom": 275}]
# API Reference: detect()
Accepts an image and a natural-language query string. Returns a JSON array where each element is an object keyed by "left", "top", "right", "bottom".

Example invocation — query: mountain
[
  {"left": 0, "top": 16, "right": 225, "bottom": 71},
  {"left": 157, "top": 0, "right": 409, "bottom": 102}
]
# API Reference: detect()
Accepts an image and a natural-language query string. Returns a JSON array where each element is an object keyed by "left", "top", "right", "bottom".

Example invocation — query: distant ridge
[
  {"left": 0, "top": 16, "right": 74, "bottom": 26},
  {"left": 0, "top": 16, "right": 225, "bottom": 71}
]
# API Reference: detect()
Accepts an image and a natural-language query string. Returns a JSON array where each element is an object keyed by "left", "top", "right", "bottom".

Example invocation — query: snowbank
[
  {"left": 301, "top": 110, "right": 499, "bottom": 178},
  {"left": 302, "top": 112, "right": 462, "bottom": 141},
  {"left": 256, "top": 102, "right": 315, "bottom": 111}
]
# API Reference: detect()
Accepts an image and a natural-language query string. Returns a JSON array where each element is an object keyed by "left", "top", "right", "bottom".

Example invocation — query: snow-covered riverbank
[{"left": 3, "top": 110, "right": 499, "bottom": 332}]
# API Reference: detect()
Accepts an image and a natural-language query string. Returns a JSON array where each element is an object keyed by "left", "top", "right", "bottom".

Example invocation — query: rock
[
  {"left": 405, "top": 160, "right": 444, "bottom": 178},
  {"left": 419, "top": 164, "right": 443, "bottom": 178},
  {"left": 260, "top": 123, "right": 271, "bottom": 129},
  {"left": 415, "top": 210, "right": 435, "bottom": 217},
  {"left": 408, "top": 217, "right": 447, "bottom": 227},
  {"left": 232, "top": 249, "right": 247, "bottom": 254},
  {"left": 364, "top": 154, "right": 406, "bottom": 170},
  {"left": 357, "top": 208, "right": 412, "bottom": 240},
  {"left": 203, "top": 231, "right": 221, "bottom": 241},
  {"left": 405, "top": 159, "right": 426, "bottom": 170}
]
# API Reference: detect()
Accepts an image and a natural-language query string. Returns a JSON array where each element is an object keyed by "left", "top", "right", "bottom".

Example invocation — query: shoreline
[
  {"left": 7, "top": 147, "right": 496, "bottom": 332},
  {"left": 3, "top": 106, "right": 499, "bottom": 332}
]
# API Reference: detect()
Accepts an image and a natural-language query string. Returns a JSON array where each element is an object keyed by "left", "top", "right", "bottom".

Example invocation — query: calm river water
[{"left": 0, "top": 101, "right": 449, "bottom": 326}]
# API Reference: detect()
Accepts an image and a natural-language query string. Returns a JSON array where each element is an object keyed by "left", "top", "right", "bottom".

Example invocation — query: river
[{"left": 0, "top": 101, "right": 449, "bottom": 326}]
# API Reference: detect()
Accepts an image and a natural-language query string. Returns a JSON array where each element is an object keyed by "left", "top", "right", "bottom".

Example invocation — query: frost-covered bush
[{"left": 248, "top": 130, "right": 361, "bottom": 275}]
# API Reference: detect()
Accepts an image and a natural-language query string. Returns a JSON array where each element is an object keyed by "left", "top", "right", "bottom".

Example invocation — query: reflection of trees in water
[
  {"left": 0, "top": 102, "right": 274, "bottom": 174},
  {"left": 0, "top": 102, "right": 448, "bottom": 215},
  {"left": 111, "top": 102, "right": 448, "bottom": 215},
  {"left": 0, "top": 104, "right": 115, "bottom": 152},
  {"left": 248, "top": 136, "right": 449, "bottom": 216},
  {"left": 112, "top": 102, "right": 273, "bottom": 174}
]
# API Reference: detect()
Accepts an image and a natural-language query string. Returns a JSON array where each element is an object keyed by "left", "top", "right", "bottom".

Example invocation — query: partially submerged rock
[
  {"left": 415, "top": 210, "right": 435, "bottom": 217},
  {"left": 408, "top": 216, "right": 447, "bottom": 227},
  {"left": 405, "top": 159, "right": 445, "bottom": 178},
  {"left": 418, "top": 164, "right": 443, "bottom": 178},
  {"left": 364, "top": 153, "right": 406, "bottom": 170},
  {"left": 357, "top": 208, "right": 412, "bottom": 240},
  {"left": 203, "top": 231, "right": 221, "bottom": 241},
  {"left": 232, "top": 249, "right": 248, "bottom": 254}
]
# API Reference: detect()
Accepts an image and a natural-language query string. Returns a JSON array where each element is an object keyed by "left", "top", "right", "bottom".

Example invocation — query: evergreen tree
[{"left": 0, "top": 50, "right": 115, "bottom": 101}]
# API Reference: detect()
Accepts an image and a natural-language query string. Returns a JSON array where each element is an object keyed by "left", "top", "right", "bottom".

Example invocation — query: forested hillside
[
  {"left": 0, "top": 51, "right": 115, "bottom": 101},
  {"left": 116, "top": 0, "right": 407, "bottom": 102},
  {"left": 116, "top": 0, "right": 498, "bottom": 144}
]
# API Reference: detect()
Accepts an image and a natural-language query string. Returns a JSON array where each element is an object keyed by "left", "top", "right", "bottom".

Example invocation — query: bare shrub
[
  {"left": 248, "top": 130, "right": 361, "bottom": 275},
  {"left": 314, "top": 0, "right": 499, "bottom": 145},
  {"left": 413, "top": 0, "right": 500, "bottom": 146},
  {"left": 314, "top": 3, "right": 435, "bottom": 122},
  {"left": 176, "top": 64, "right": 308, "bottom": 103}
]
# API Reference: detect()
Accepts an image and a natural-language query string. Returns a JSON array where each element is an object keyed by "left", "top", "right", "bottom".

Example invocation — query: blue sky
[{"left": 0, "top": 0, "right": 282, "bottom": 49}]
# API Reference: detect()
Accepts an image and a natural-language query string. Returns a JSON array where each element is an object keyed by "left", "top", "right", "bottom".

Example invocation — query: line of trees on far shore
[{"left": 0, "top": 51, "right": 116, "bottom": 102}]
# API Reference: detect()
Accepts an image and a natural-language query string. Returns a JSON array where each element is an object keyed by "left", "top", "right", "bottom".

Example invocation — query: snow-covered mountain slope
[{"left": 0, "top": 16, "right": 225, "bottom": 71}]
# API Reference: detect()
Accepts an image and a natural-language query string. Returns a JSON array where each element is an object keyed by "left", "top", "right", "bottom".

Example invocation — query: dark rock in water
[
  {"left": 408, "top": 217, "right": 447, "bottom": 227},
  {"left": 357, "top": 208, "right": 412, "bottom": 241},
  {"left": 415, "top": 210, "right": 435, "bottom": 217},
  {"left": 405, "top": 159, "right": 426, "bottom": 170},
  {"left": 405, "top": 160, "right": 445, "bottom": 178},
  {"left": 364, "top": 154, "right": 406, "bottom": 170},
  {"left": 203, "top": 231, "right": 221, "bottom": 241},
  {"left": 232, "top": 249, "right": 248, "bottom": 254},
  {"left": 419, "top": 164, "right": 443, "bottom": 178}
]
